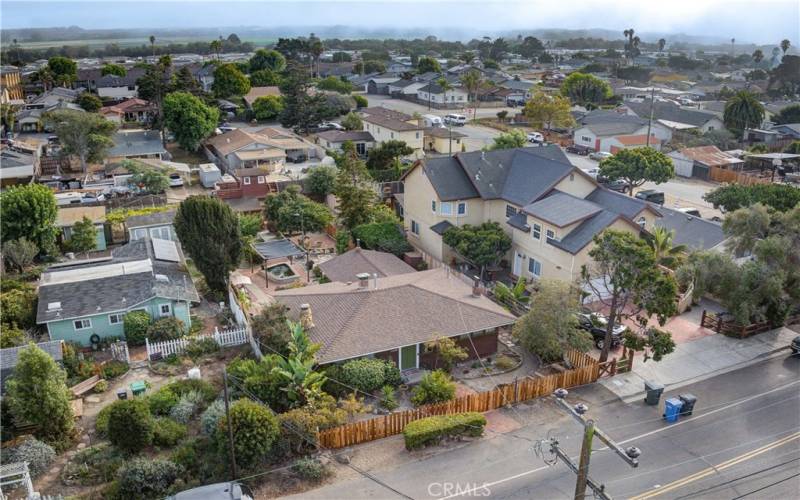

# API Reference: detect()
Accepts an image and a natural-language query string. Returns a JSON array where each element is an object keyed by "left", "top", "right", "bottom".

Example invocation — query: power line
[
  {"left": 731, "top": 472, "right": 800, "bottom": 500},
  {"left": 674, "top": 456, "right": 800, "bottom": 500}
]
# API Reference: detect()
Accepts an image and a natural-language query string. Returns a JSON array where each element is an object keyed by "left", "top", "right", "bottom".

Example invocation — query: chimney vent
[
  {"left": 471, "top": 276, "right": 481, "bottom": 297},
  {"left": 299, "top": 303, "right": 315, "bottom": 329},
  {"left": 373, "top": 273, "right": 378, "bottom": 289},
  {"left": 356, "top": 272, "right": 370, "bottom": 289}
]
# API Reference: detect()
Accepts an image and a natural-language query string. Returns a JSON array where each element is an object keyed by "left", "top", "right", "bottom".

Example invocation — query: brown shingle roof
[
  {"left": 56, "top": 206, "right": 106, "bottom": 227},
  {"left": 361, "top": 107, "right": 422, "bottom": 131},
  {"left": 317, "top": 248, "right": 416, "bottom": 283},
  {"left": 274, "top": 268, "right": 515, "bottom": 363},
  {"left": 244, "top": 86, "right": 282, "bottom": 106}
]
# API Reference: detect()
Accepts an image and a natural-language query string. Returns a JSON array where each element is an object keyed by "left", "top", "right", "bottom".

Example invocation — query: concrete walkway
[{"left": 600, "top": 326, "right": 797, "bottom": 401}]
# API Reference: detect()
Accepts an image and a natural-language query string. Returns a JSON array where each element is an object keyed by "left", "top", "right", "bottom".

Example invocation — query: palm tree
[
  {"left": 731, "top": 38, "right": 736, "bottom": 56},
  {"left": 647, "top": 227, "right": 687, "bottom": 268},
  {"left": 34, "top": 67, "right": 55, "bottom": 91},
  {"left": 149, "top": 35, "right": 156, "bottom": 59},
  {"left": 459, "top": 69, "right": 482, "bottom": 119},
  {"left": 780, "top": 39, "right": 791, "bottom": 55},
  {"left": 209, "top": 39, "right": 222, "bottom": 61},
  {"left": 658, "top": 38, "right": 666, "bottom": 52},
  {"left": 270, "top": 322, "right": 325, "bottom": 408},
  {"left": 308, "top": 33, "right": 323, "bottom": 77},
  {"left": 752, "top": 49, "right": 764, "bottom": 64},
  {"left": 723, "top": 90, "right": 765, "bottom": 137},
  {"left": 623, "top": 28, "right": 635, "bottom": 62},
  {"left": 436, "top": 76, "right": 453, "bottom": 108}
]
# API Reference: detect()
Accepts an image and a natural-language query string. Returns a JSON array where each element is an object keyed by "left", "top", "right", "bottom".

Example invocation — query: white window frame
[
  {"left": 411, "top": 220, "right": 420, "bottom": 236},
  {"left": 532, "top": 223, "right": 541, "bottom": 240},
  {"left": 457, "top": 202, "right": 467, "bottom": 216},
  {"left": 637, "top": 216, "right": 647, "bottom": 229},
  {"left": 431, "top": 200, "right": 437, "bottom": 213},
  {"left": 243, "top": 176, "right": 251, "bottom": 185},
  {"left": 150, "top": 226, "right": 171, "bottom": 240},
  {"left": 506, "top": 205, "right": 517, "bottom": 218},
  {"left": 546, "top": 229, "right": 559, "bottom": 242},
  {"left": 108, "top": 313, "right": 124, "bottom": 325},
  {"left": 74, "top": 319, "right": 92, "bottom": 331},
  {"left": 131, "top": 228, "right": 147, "bottom": 240},
  {"left": 440, "top": 202, "right": 453, "bottom": 216},
  {"left": 528, "top": 258, "right": 542, "bottom": 277},
  {"left": 159, "top": 303, "right": 172, "bottom": 317},
  {"left": 257, "top": 176, "right": 265, "bottom": 184}
]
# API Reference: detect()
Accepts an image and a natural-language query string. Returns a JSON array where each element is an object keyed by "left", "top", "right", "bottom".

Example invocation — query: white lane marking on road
[{"left": 439, "top": 379, "right": 800, "bottom": 499}]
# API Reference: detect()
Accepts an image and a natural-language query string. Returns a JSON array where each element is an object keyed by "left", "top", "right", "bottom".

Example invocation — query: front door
[
  {"left": 400, "top": 344, "right": 417, "bottom": 371},
  {"left": 513, "top": 252, "right": 523, "bottom": 277}
]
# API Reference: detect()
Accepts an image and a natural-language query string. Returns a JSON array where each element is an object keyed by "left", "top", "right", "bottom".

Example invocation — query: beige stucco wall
[
  {"left": 426, "top": 135, "right": 463, "bottom": 154},
  {"left": 552, "top": 171, "right": 598, "bottom": 199},
  {"left": 363, "top": 120, "right": 424, "bottom": 152}
]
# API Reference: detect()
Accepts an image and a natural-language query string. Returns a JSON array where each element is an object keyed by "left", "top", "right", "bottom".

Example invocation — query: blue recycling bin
[{"left": 663, "top": 397, "right": 683, "bottom": 423}]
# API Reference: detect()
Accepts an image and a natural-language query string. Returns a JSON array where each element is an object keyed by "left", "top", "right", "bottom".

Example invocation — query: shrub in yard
[
  {"left": 184, "top": 337, "right": 220, "bottom": 359},
  {"left": 101, "top": 360, "right": 129, "bottom": 379},
  {"left": 200, "top": 400, "right": 226, "bottom": 436},
  {"left": 60, "top": 443, "right": 125, "bottom": 486},
  {"left": 383, "top": 361, "right": 402, "bottom": 387},
  {"left": 380, "top": 385, "right": 399, "bottom": 411},
  {"left": 146, "top": 317, "right": 185, "bottom": 342},
  {"left": 93, "top": 379, "right": 109, "bottom": 393},
  {"left": 152, "top": 418, "right": 188, "bottom": 447},
  {"left": 2, "top": 437, "right": 56, "bottom": 477},
  {"left": 148, "top": 387, "right": 180, "bottom": 416},
  {"left": 107, "top": 399, "right": 154, "bottom": 453},
  {"left": 494, "top": 355, "right": 516, "bottom": 371},
  {"left": 164, "top": 378, "right": 218, "bottom": 403},
  {"left": 169, "top": 390, "right": 204, "bottom": 424},
  {"left": 95, "top": 403, "right": 114, "bottom": 437},
  {"left": 217, "top": 399, "right": 279, "bottom": 468},
  {"left": 403, "top": 412, "right": 486, "bottom": 450},
  {"left": 123, "top": 311, "right": 151, "bottom": 346},
  {"left": 116, "top": 457, "right": 182, "bottom": 499},
  {"left": 340, "top": 358, "right": 389, "bottom": 393},
  {"left": 411, "top": 370, "right": 456, "bottom": 406},
  {"left": 277, "top": 395, "right": 346, "bottom": 455},
  {"left": 171, "top": 436, "right": 224, "bottom": 484},
  {"left": 292, "top": 457, "right": 330, "bottom": 483}
]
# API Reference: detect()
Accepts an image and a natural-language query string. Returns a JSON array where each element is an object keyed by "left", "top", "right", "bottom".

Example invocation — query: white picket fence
[{"left": 145, "top": 326, "right": 249, "bottom": 361}]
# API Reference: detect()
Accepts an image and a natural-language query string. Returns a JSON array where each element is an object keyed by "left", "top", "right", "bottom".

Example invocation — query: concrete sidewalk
[{"left": 599, "top": 326, "right": 797, "bottom": 401}]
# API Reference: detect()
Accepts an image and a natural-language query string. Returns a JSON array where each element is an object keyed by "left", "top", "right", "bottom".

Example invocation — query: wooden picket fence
[
  {"left": 708, "top": 166, "right": 772, "bottom": 186},
  {"left": 317, "top": 350, "right": 599, "bottom": 449},
  {"left": 145, "top": 326, "right": 249, "bottom": 361}
]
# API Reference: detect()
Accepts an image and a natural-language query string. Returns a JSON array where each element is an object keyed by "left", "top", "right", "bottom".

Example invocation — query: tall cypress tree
[{"left": 174, "top": 196, "right": 241, "bottom": 292}]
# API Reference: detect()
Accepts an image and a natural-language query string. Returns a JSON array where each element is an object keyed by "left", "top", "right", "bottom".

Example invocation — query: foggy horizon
[{"left": 2, "top": 0, "right": 798, "bottom": 45}]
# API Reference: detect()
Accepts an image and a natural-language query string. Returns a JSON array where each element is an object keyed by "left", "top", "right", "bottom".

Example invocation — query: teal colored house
[
  {"left": 37, "top": 237, "right": 199, "bottom": 346},
  {"left": 56, "top": 205, "right": 108, "bottom": 252}
]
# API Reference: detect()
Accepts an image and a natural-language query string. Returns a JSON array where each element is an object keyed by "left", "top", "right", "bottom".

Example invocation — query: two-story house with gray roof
[
  {"left": 399, "top": 146, "right": 662, "bottom": 282},
  {"left": 37, "top": 237, "right": 199, "bottom": 346}
]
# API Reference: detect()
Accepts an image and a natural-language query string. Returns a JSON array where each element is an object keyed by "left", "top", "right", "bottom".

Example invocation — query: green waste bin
[{"left": 644, "top": 380, "right": 664, "bottom": 406}]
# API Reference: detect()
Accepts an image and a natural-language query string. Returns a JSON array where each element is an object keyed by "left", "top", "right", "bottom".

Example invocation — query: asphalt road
[{"left": 297, "top": 353, "right": 800, "bottom": 499}]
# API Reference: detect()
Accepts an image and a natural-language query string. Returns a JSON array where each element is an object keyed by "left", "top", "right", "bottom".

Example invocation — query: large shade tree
[
  {"left": 523, "top": 91, "right": 575, "bottom": 135},
  {"left": 163, "top": 92, "right": 219, "bottom": 151},
  {"left": 0, "top": 183, "right": 58, "bottom": 255},
  {"left": 560, "top": 72, "right": 613, "bottom": 107},
  {"left": 583, "top": 230, "right": 678, "bottom": 362},
  {"left": 174, "top": 196, "right": 242, "bottom": 291},
  {"left": 212, "top": 63, "right": 251, "bottom": 98},
  {"left": 333, "top": 143, "right": 377, "bottom": 230},
  {"left": 442, "top": 222, "right": 512, "bottom": 281},
  {"left": 43, "top": 109, "right": 116, "bottom": 172},
  {"left": 703, "top": 183, "right": 800, "bottom": 213},
  {"left": 598, "top": 147, "right": 674, "bottom": 196}
]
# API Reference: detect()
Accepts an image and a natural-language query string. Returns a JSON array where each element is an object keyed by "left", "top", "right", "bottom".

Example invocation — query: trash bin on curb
[
  {"left": 644, "top": 380, "right": 665, "bottom": 406},
  {"left": 663, "top": 398, "right": 683, "bottom": 423},
  {"left": 679, "top": 393, "right": 697, "bottom": 416},
  {"left": 116, "top": 389, "right": 128, "bottom": 400}
]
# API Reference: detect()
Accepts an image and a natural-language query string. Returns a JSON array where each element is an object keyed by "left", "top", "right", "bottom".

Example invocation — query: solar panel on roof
[{"left": 152, "top": 238, "right": 180, "bottom": 262}]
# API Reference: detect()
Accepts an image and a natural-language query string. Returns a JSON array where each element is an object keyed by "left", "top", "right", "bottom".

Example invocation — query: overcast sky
[{"left": 2, "top": 0, "right": 798, "bottom": 44}]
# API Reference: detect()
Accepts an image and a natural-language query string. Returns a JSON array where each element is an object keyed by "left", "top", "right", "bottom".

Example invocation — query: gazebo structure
[{"left": 251, "top": 238, "right": 308, "bottom": 288}]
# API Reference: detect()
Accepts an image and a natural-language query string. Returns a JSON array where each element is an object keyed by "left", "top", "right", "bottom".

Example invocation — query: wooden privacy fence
[
  {"left": 145, "top": 326, "right": 249, "bottom": 361},
  {"left": 701, "top": 310, "right": 800, "bottom": 339},
  {"left": 317, "top": 350, "right": 599, "bottom": 449},
  {"left": 708, "top": 166, "right": 772, "bottom": 186}
]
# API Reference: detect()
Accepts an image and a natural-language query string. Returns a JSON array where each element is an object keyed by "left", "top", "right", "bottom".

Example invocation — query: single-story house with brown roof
[
  {"left": 274, "top": 268, "right": 516, "bottom": 369},
  {"left": 204, "top": 127, "right": 313, "bottom": 172},
  {"left": 317, "top": 247, "right": 416, "bottom": 283},
  {"left": 243, "top": 86, "right": 282, "bottom": 108},
  {"left": 315, "top": 130, "right": 375, "bottom": 156}
]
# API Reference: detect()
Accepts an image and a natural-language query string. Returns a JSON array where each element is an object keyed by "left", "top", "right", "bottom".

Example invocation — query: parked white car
[
  {"left": 443, "top": 113, "right": 467, "bottom": 126},
  {"left": 590, "top": 151, "right": 613, "bottom": 161},
  {"left": 527, "top": 131, "right": 544, "bottom": 143},
  {"left": 169, "top": 173, "right": 184, "bottom": 187}
]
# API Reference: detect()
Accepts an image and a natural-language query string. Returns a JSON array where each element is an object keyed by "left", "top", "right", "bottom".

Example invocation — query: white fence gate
[{"left": 145, "top": 326, "right": 249, "bottom": 361}]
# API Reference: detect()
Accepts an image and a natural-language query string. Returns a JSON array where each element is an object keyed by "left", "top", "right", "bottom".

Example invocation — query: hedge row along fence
[
  {"left": 404, "top": 412, "right": 487, "bottom": 450},
  {"left": 317, "top": 350, "right": 599, "bottom": 449}
]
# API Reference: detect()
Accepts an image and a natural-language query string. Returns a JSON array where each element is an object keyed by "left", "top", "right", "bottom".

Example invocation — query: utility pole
[
  {"left": 544, "top": 388, "right": 641, "bottom": 500},
  {"left": 222, "top": 370, "right": 238, "bottom": 480},
  {"left": 645, "top": 86, "right": 655, "bottom": 147}
]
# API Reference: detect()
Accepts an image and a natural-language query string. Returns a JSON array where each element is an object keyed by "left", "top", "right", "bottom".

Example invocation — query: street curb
[{"left": 619, "top": 349, "right": 792, "bottom": 404}]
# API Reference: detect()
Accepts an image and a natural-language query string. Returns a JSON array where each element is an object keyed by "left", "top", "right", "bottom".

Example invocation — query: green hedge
[{"left": 403, "top": 412, "right": 486, "bottom": 450}]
